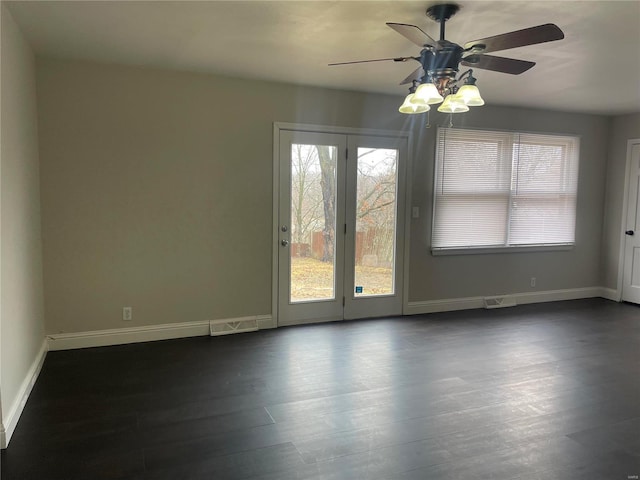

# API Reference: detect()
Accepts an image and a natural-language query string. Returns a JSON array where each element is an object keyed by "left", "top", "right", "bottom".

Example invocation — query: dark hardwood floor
[{"left": 2, "top": 298, "right": 639, "bottom": 479}]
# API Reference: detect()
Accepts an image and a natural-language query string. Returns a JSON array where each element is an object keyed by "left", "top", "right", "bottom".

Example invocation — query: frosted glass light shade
[
  {"left": 411, "top": 83, "right": 443, "bottom": 105},
  {"left": 457, "top": 84, "right": 485, "bottom": 106},
  {"left": 437, "top": 94, "right": 469, "bottom": 113},
  {"left": 399, "top": 94, "right": 430, "bottom": 114}
]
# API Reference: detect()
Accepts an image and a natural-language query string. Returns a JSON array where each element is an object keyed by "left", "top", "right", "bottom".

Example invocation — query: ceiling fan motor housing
[
  {"left": 422, "top": 40, "right": 463, "bottom": 93},
  {"left": 424, "top": 4, "right": 463, "bottom": 93}
]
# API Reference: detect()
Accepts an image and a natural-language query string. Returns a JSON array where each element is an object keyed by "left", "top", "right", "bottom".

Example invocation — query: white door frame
[
  {"left": 272, "top": 122, "right": 413, "bottom": 327},
  {"left": 615, "top": 138, "right": 640, "bottom": 300}
]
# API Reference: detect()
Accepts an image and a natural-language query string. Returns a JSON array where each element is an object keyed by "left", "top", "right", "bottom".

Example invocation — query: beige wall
[
  {"left": 36, "top": 58, "right": 410, "bottom": 334},
  {"left": 0, "top": 4, "right": 45, "bottom": 442},
  {"left": 601, "top": 113, "right": 640, "bottom": 290},
  {"left": 408, "top": 107, "right": 610, "bottom": 301},
  {"left": 36, "top": 58, "right": 612, "bottom": 334}
]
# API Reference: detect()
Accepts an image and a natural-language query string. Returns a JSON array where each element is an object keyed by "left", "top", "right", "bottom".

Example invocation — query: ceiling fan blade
[
  {"left": 328, "top": 56, "right": 415, "bottom": 66},
  {"left": 387, "top": 23, "right": 436, "bottom": 47},
  {"left": 461, "top": 54, "right": 536, "bottom": 75},
  {"left": 399, "top": 66, "right": 425, "bottom": 85},
  {"left": 464, "top": 24, "right": 564, "bottom": 54}
]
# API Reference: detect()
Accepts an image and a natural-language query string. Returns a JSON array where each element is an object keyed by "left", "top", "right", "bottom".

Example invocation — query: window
[{"left": 432, "top": 127, "right": 579, "bottom": 252}]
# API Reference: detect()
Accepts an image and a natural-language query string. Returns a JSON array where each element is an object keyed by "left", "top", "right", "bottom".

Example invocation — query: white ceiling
[{"left": 6, "top": 0, "right": 640, "bottom": 115}]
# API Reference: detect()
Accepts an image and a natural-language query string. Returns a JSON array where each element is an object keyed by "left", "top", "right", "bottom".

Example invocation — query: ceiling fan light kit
[
  {"left": 329, "top": 2, "right": 564, "bottom": 118},
  {"left": 398, "top": 80, "right": 430, "bottom": 114},
  {"left": 457, "top": 77, "right": 485, "bottom": 107},
  {"left": 399, "top": 94, "right": 430, "bottom": 114},
  {"left": 411, "top": 81, "right": 444, "bottom": 105},
  {"left": 437, "top": 92, "right": 469, "bottom": 113}
]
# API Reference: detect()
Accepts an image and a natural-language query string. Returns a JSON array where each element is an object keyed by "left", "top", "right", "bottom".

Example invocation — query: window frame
[{"left": 431, "top": 127, "right": 580, "bottom": 256}]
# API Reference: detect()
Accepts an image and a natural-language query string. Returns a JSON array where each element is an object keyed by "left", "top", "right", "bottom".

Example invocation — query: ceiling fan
[{"left": 329, "top": 3, "right": 565, "bottom": 114}]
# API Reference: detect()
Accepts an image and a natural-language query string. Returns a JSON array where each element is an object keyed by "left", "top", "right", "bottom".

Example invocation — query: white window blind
[{"left": 432, "top": 128, "right": 579, "bottom": 251}]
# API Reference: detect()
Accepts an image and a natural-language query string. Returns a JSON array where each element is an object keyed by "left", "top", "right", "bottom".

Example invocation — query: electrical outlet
[
  {"left": 412, "top": 206, "right": 420, "bottom": 219},
  {"left": 530, "top": 277, "right": 536, "bottom": 288},
  {"left": 123, "top": 307, "right": 132, "bottom": 321}
]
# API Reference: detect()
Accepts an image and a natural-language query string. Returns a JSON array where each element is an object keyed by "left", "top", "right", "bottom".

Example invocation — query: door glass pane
[
  {"left": 354, "top": 147, "right": 398, "bottom": 297},
  {"left": 290, "top": 144, "right": 337, "bottom": 302}
]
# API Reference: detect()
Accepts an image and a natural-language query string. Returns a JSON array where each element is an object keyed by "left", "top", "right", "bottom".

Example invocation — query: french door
[{"left": 276, "top": 127, "right": 407, "bottom": 326}]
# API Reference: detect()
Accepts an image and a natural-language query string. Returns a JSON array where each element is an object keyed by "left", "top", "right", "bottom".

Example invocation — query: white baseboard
[
  {"left": 404, "top": 295, "right": 485, "bottom": 315},
  {"left": 598, "top": 287, "right": 620, "bottom": 302},
  {"left": 514, "top": 287, "right": 603, "bottom": 305},
  {"left": 256, "top": 315, "right": 276, "bottom": 329},
  {"left": 405, "top": 286, "right": 608, "bottom": 316},
  {"left": 47, "top": 315, "right": 273, "bottom": 351},
  {"left": 47, "top": 320, "right": 210, "bottom": 351},
  {"left": 1, "top": 339, "right": 48, "bottom": 449}
]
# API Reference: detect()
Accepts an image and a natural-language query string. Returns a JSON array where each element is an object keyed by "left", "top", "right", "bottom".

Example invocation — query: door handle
[
  {"left": 281, "top": 239, "right": 290, "bottom": 246},
  {"left": 626, "top": 230, "right": 635, "bottom": 236}
]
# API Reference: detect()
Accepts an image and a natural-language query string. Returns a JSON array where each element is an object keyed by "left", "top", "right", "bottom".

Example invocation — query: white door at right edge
[{"left": 622, "top": 142, "right": 640, "bottom": 304}]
